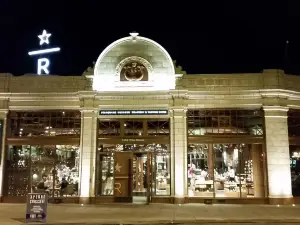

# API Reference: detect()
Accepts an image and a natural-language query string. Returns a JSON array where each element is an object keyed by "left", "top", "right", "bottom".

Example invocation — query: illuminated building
[{"left": 0, "top": 32, "right": 300, "bottom": 205}]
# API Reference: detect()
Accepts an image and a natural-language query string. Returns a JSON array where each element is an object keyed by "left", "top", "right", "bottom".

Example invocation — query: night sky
[{"left": 1, "top": 1, "right": 300, "bottom": 76}]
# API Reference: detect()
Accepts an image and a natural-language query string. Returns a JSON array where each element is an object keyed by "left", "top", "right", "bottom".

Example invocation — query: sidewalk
[{"left": 1, "top": 203, "right": 300, "bottom": 225}]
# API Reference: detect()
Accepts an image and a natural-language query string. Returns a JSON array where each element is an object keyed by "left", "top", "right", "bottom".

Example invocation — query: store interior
[
  {"left": 290, "top": 145, "right": 300, "bottom": 196},
  {"left": 97, "top": 143, "right": 170, "bottom": 197},
  {"left": 5, "top": 145, "right": 80, "bottom": 197},
  {"left": 187, "top": 143, "right": 265, "bottom": 198}
]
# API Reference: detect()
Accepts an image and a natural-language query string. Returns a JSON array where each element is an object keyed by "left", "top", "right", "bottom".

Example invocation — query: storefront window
[
  {"left": 5, "top": 145, "right": 30, "bottom": 196},
  {"left": 98, "top": 119, "right": 170, "bottom": 137},
  {"left": 187, "top": 109, "right": 264, "bottom": 136},
  {"left": 187, "top": 143, "right": 265, "bottom": 198},
  {"left": 152, "top": 152, "right": 170, "bottom": 195},
  {"left": 4, "top": 145, "right": 80, "bottom": 197},
  {"left": 187, "top": 144, "right": 213, "bottom": 197},
  {"left": 147, "top": 120, "right": 170, "bottom": 136},
  {"left": 7, "top": 111, "right": 81, "bottom": 137},
  {"left": 288, "top": 109, "right": 300, "bottom": 197},
  {"left": 124, "top": 121, "right": 143, "bottom": 136},
  {"left": 99, "top": 120, "right": 121, "bottom": 136},
  {"left": 214, "top": 144, "right": 242, "bottom": 198},
  {"left": 290, "top": 146, "right": 300, "bottom": 196}
]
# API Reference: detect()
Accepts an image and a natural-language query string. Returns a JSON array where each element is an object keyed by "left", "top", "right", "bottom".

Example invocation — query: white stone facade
[{"left": 0, "top": 33, "right": 300, "bottom": 204}]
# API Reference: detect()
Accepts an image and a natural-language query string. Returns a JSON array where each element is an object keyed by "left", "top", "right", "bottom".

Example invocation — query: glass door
[{"left": 132, "top": 152, "right": 152, "bottom": 204}]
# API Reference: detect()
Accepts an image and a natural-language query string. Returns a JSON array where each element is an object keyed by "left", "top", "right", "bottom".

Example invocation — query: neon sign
[{"left": 28, "top": 30, "right": 61, "bottom": 75}]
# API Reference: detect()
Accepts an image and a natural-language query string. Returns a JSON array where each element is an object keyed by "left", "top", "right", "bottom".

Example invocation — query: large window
[
  {"left": 95, "top": 144, "right": 171, "bottom": 196},
  {"left": 188, "top": 109, "right": 263, "bottom": 136},
  {"left": 187, "top": 143, "right": 265, "bottom": 198},
  {"left": 98, "top": 119, "right": 170, "bottom": 137},
  {"left": 187, "top": 109, "right": 265, "bottom": 199},
  {"left": 288, "top": 109, "right": 300, "bottom": 197},
  {"left": 7, "top": 111, "right": 81, "bottom": 137},
  {"left": 4, "top": 145, "right": 80, "bottom": 197}
]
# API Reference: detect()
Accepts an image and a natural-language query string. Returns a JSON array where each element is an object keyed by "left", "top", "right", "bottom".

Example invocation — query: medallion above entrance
[{"left": 91, "top": 32, "right": 180, "bottom": 92}]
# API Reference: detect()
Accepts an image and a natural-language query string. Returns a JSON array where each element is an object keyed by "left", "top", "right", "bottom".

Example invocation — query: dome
[{"left": 92, "top": 32, "right": 177, "bottom": 92}]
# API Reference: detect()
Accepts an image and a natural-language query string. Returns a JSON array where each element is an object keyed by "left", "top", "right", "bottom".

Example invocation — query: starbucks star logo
[{"left": 115, "top": 163, "right": 122, "bottom": 172}]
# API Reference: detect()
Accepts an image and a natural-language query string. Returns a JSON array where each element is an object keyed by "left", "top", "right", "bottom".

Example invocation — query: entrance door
[
  {"left": 132, "top": 152, "right": 152, "bottom": 204},
  {"left": 114, "top": 152, "right": 133, "bottom": 202}
]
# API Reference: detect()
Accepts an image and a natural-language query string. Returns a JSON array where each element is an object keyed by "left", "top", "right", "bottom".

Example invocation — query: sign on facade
[
  {"left": 28, "top": 29, "right": 61, "bottom": 75},
  {"left": 25, "top": 193, "right": 48, "bottom": 223},
  {"left": 99, "top": 110, "right": 168, "bottom": 116}
]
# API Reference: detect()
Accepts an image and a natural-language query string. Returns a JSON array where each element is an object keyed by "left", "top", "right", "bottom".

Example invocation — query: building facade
[{"left": 0, "top": 33, "right": 300, "bottom": 205}]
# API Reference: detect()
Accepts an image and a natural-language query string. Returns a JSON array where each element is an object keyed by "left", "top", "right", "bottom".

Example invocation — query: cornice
[
  {"left": 9, "top": 105, "right": 80, "bottom": 110},
  {"left": 97, "top": 104, "right": 170, "bottom": 109}
]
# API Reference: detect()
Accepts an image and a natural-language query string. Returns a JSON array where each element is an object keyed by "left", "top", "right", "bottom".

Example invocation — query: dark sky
[{"left": 1, "top": 1, "right": 300, "bottom": 76}]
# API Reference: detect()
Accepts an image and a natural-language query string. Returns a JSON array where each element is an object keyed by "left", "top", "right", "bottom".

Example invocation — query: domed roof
[{"left": 94, "top": 32, "right": 175, "bottom": 76}]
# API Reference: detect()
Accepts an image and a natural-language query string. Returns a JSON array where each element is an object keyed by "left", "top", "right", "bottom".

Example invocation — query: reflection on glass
[
  {"left": 4, "top": 145, "right": 79, "bottom": 197},
  {"left": 186, "top": 143, "right": 265, "bottom": 199},
  {"left": 187, "top": 144, "right": 213, "bottom": 197}
]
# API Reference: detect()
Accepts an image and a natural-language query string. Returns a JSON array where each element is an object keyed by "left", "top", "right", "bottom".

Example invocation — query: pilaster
[
  {"left": 263, "top": 106, "right": 292, "bottom": 204},
  {"left": 0, "top": 111, "right": 8, "bottom": 198},
  {"left": 170, "top": 107, "right": 187, "bottom": 203},
  {"left": 79, "top": 109, "right": 97, "bottom": 204}
]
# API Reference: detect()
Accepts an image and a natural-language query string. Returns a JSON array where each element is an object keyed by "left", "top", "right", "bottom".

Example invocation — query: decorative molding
[
  {"left": 173, "top": 60, "right": 186, "bottom": 75},
  {"left": 9, "top": 106, "right": 80, "bottom": 110},
  {"left": 116, "top": 56, "right": 153, "bottom": 75},
  {"left": 263, "top": 106, "right": 289, "bottom": 112},
  {"left": 82, "top": 62, "right": 95, "bottom": 76},
  {"left": 170, "top": 90, "right": 189, "bottom": 100},
  {"left": 98, "top": 104, "right": 170, "bottom": 109}
]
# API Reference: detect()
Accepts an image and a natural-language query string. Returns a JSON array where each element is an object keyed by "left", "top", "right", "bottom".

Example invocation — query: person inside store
[
  {"left": 60, "top": 177, "right": 69, "bottom": 196},
  {"left": 36, "top": 174, "right": 50, "bottom": 192},
  {"left": 228, "top": 166, "right": 235, "bottom": 182}
]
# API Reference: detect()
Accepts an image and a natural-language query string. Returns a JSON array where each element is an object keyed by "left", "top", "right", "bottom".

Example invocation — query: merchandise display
[
  {"left": 187, "top": 143, "right": 257, "bottom": 198},
  {"left": 6, "top": 145, "right": 79, "bottom": 197}
]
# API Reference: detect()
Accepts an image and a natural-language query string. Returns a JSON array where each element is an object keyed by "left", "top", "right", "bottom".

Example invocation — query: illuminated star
[
  {"left": 38, "top": 30, "right": 52, "bottom": 45},
  {"left": 115, "top": 163, "right": 122, "bottom": 172}
]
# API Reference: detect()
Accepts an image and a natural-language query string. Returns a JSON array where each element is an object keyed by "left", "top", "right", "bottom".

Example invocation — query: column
[
  {"left": 171, "top": 108, "right": 187, "bottom": 204},
  {"left": 207, "top": 144, "right": 214, "bottom": 179},
  {"left": 79, "top": 110, "right": 97, "bottom": 204},
  {"left": 0, "top": 111, "right": 7, "bottom": 198},
  {"left": 264, "top": 106, "right": 292, "bottom": 204}
]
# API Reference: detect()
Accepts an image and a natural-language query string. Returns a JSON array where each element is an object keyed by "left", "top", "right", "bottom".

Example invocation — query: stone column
[
  {"left": 264, "top": 106, "right": 292, "bottom": 204},
  {"left": 79, "top": 110, "right": 97, "bottom": 204},
  {"left": 0, "top": 111, "right": 7, "bottom": 198},
  {"left": 170, "top": 108, "right": 187, "bottom": 203}
]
